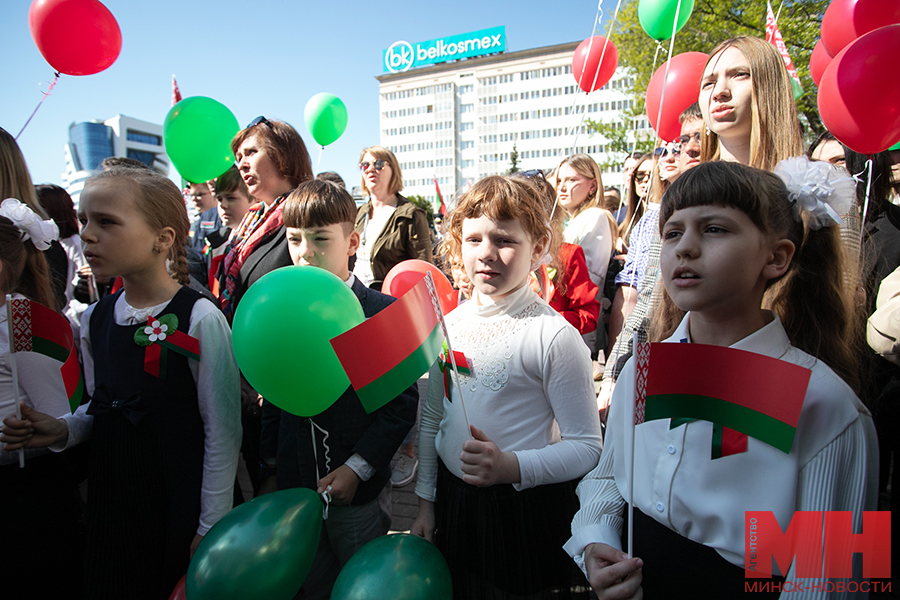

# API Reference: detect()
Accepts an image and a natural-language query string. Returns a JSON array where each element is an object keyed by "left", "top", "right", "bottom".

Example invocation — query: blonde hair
[
  {"left": 359, "top": 145, "right": 403, "bottom": 197},
  {"left": 0, "top": 127, "right": 45, "bottom": 219},
  {"left": 442, "top": 176, "right": 550, "bottom": 272},
  {"left": 700, "top": 37, "right": 804, "bottom": 170},
  {"left": 555, "top": 154, "right": 604, "bottom": 217},
  {"left": 86, "top": 168, "right": 191, "bottom": 286}
]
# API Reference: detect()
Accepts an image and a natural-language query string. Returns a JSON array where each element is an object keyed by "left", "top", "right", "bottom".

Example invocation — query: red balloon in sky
[
  {"left": 820, "top": 0, "right": 900, "bottom": 56},
  {"left": 28, "top": 0, "right": 122, "bottom": 76},
  {"left": 809, "top": 40, "right": 832, "bottom": 87},
  {"left": 645, "top": 52, "right": 707, "bottom": 142},
  {"left": 817, "top": 24, "right": 900, "bottom": 154},
  {"left": 383, "top": 259, "right": 458, "bottom": 315},
  {"left": 572, "top": 36, "right": 619, "bottom": 93}
]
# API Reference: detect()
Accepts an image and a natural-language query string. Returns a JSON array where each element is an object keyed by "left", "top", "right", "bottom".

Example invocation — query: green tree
[
  {"left": 586, "top": 105, "right": 657, "bottom": 171},
  {"left": 507, "top": 143, "right": 520, "bottom": 174},
  {"left": 406, "top": 194, "right": 435, "bottom": 230},
  {"left": 601, "top": 0, "right": 828, "bottom": 137}
]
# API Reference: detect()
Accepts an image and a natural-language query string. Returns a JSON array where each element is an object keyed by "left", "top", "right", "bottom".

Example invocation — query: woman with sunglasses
[
  {"left": 353, "top": 146, "right": 433, "bottom": 292},
  {"left": 218, "top": 116, "right": 312, "bottom": 500},
  {"left": 219, "top": 117, "right": 313, "bottom": 319},
  {"left": 353, "top": 145, "right": 433, "bottom": 489}
]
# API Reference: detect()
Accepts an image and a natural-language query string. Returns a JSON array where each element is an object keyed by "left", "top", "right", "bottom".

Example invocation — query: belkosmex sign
[{"left": 382, "top": 26, "right": 506, "bottom": 73}]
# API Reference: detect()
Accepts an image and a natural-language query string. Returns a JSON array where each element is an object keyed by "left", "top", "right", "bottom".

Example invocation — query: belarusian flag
[
  {"left": 434, "top": 176, "right": 448, "bottom": 217},
  {"left": 331, "top": 273, "right": 444, "bottom": 413},
  {"left": 9, "top": 297, "right": 83, "bottom": 413},
  {"left": 634, "top": 342, "right": 810, "bottom": 456},
  {"left": 171, "top": 75, "right": 182, "bottom": 106},
  {"left": 765, "top": 2, "right": 803, "bottom": 99}
]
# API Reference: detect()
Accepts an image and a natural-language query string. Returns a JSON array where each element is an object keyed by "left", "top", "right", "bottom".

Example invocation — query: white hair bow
[
  {"left": 0, "top": 198, "right": 59, "bottom": 251},
  {"left": 774, "top": 156, "right": 855, "bottom": 230}
]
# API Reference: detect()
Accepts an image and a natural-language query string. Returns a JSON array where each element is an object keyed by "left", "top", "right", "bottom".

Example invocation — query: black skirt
[{"left": 434, "top": 459, "right": 589, "bottom": 600}]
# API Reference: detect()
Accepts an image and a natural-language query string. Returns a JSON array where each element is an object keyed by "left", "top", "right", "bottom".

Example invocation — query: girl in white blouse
[
  {"left": 2, "top": 168, "right": 241, "bottom": 600},
  {"left": 410, "top": 176, "right": 602, "bottom": 599},
  {"left": 568, "top": 160, "right": 878, "bottom": 600}
]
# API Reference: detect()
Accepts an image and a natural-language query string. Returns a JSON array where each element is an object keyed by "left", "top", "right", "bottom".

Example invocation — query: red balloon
[
  {"left": 809, "top": 40, "right": 832, "bottom": 87},
  {"left": 383, "top": 259, "right": 457, "bottom": 316},
  {"left": 821, "top": 0, "right": 900, "bottom": 57},
  {"left": 572, "top": 36, "right": 619, "bottom": 93},
  {"left": 29, "top": 0, "right": 122, "bottom": 76},
  {"left": 645, "top": 52, "right": 707, "bottom": 142},
  {"left": 817, "top": 24, "right": 900, "bottom": 154},
  {"left": 168, "top": 575, "right": 187, "bottom": 600}
]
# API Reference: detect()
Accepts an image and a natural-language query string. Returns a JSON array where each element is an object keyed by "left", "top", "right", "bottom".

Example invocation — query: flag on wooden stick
[{"left": 765, "top": 2, "right": 803, "bottom": 99}]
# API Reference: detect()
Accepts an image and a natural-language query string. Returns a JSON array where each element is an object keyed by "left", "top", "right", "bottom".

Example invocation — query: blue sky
[{"left": 0, "top": 0, "right": 610, "bottom": 190}]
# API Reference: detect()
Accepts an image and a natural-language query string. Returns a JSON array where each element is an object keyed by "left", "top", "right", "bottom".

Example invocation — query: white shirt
[
  {"left": 566, "top": 312, "right": 879, "bottom": 599},
  {"left": 564, "top": 207, "right": 614, "bottom": 289},
  {"left": 56, "top": 293, "right": 242, "bottom": 536},
  {"left": 415, "top": 284, "right": 602, "bottom": 502},
  {"left": 353, "top": 204, "right": 396, "bottom": 287},
  {"left": 0, "top": 294, "right": 72, "bottom": 465}
]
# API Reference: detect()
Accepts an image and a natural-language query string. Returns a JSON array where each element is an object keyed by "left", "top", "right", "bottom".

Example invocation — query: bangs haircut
[
  {"left": 215, "top": 165, "right": 250, "bottom": 198},
  {"left": 443, "top": 176, "right": 550, "bottom": 269},
  {"left": 231, "top": 119, "right": 313, "bottom": 188},
  {"left": 283, "top": 179, "right": 357, "bottom": 232},
  {"left": 660, "top": 162, "right": 803, "bottom": 273},
  {"left": 359, "top": 145, "right": 403, "bottom": 196}
]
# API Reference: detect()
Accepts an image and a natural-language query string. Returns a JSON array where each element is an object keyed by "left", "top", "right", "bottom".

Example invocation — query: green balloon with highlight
[
  {"left": 186, "top": 488, "right": 322, "bottom": 600},
  {"left": 163, "top": 96, "right": 239, "bottom": 183},
  {"left": 231, "top": 266, "right": 364, "bottom": 417},
  {"left": 304, "top": 92, "right": 349, "bottom": 147},
  {"left": 638, "top": 0, "right": 694, "bottom": 41},
  {"left": 331, "top": 533, "right": 453, "bottom": 600}
]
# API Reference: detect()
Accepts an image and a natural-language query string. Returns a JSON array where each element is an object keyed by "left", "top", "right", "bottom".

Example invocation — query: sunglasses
[
  {"left": 634, "top": 171, "right": 652, "bottom": 183},
  {"left": 678, "top": 131, "right": 702, "bottom": 145},
  {"left": 654, "top": 143, "right": 683, "bottom": 158},
  {"left": 519, "top": 169, "right": 547, "bottom": 183},
  {"left": 359, "top": 159, "right": 388, "bottom": 171},
  {"left": 246, "top": 115, "right": 273, "bottom": 129}
]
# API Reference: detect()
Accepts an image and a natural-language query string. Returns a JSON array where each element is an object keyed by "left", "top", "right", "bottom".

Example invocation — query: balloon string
[
  {"left": 860, "top": 157, "right": 873, "bottom": 242},
  {"left": 570, "top": 0, "right": 624, "bottom": 153},
  {"left": 317, "top": 146, "right": 324, "bottom": 172},
  {"left": 652, "top": 0, "right": 683, "bottom": 145},
  {"left": 16, "top": 72, "right": 60, "bottom": 141}
]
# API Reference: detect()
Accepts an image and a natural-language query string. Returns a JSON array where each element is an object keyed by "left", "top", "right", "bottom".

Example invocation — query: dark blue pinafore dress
[{"left": 85, "top": 287, "right": 205, "bottom": 599}]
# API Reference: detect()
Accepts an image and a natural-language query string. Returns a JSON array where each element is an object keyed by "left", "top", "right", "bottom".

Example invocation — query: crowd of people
[{"left": 0, "top": 34, "right": 896, "bottom": 600}]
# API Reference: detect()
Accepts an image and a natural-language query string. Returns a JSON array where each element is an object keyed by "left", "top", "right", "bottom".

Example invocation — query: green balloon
[
  {"left": 304, "top": 92, "right": 348, "bottom": 147},
  {"left": 638, "top": 0, "right": 694, "bottom": 41},
  {"left": 232, "top": 265, "right": 364, "bottom": 417},
  {"left": 331, "top": 534, "right": 453, "bottom": 600},
  {"left": 187, "top": 488, "right": 323, "bottom": 600},
  {"left": 890, "top": 139, "right": 900, "bottom": 151},
  {"left": 164, "top": 96, "right": 239, "bottom": 183}
]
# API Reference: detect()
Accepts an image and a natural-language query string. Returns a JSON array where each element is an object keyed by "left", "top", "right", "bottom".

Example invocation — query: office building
[
  {"left": 376, "top": 27, "right": 650, "bottom": 206},
  {"left": 62, "top": 114, "right": 169, "bottom": 205}
]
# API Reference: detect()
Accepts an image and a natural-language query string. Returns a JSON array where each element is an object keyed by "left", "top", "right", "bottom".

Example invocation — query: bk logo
[{"left": 745, "top": 511, "right": 891, "bottom": 579}]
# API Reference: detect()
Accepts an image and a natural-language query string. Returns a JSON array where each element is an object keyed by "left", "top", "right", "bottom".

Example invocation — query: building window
[
  {"left": 127, "top": 149, "right": 156, "bottom": 167},
  {"left": 460, "top": 122, "right": 474, "bottom": 131},
  {"left": 126, "top": 130, "right": 161, "bottom": 146}
]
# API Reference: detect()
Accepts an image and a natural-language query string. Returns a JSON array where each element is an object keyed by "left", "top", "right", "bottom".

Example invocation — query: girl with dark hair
[{"left": 569, "top": 160, "right": 877, "bottom": 598}]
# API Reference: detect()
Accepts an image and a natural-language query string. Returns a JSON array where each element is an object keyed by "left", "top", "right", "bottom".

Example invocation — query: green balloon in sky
[
  {"left": 331, "top": 534, "right": 453, "bottom": 600},
  {"left": 304, "top": 92, "right": 349, "bottom": 147},
  {"left": 231, "top": 265, "right": 364, "bottom": 417},
  {"left": 186, "top": 488, "right": 323, "bottom": 600},
  {"left": 164, "top": 96, "right": 239, "bottom": 183},
  {"left": 638, "top": 0, "right": 694, "bottom": 41}
]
